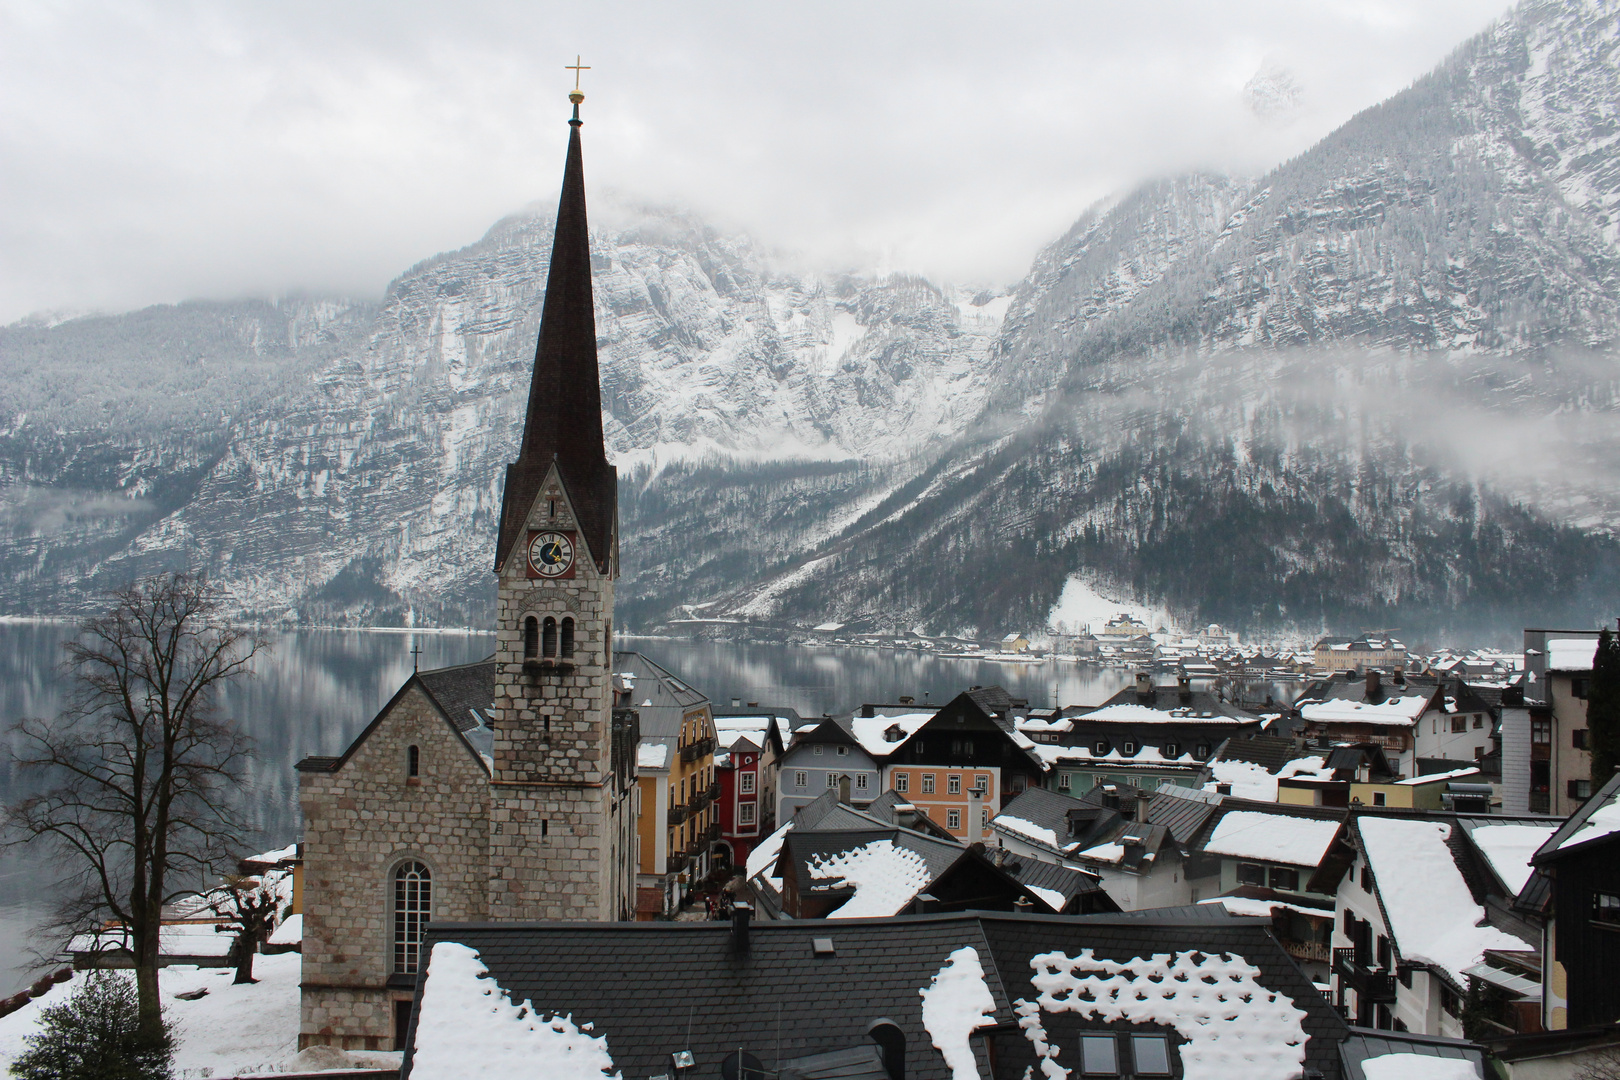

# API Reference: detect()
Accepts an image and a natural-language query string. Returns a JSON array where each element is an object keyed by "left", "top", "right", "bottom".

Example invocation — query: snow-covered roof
[
  {"left": 635, "top": 741, "right": 669, "bottom": 769},
  {"left": 1298, "top": 695, "right": 1429, "bottom": 725},
  {"left": 1079, "top": 703, "right": 1248, "bottom": 724},
  {"left": 413, "top": 943, "right": 618, "bottom": 1080},
  {"left": 1547, "top": 783, "right": 1620, "bottom": 854},
  {"left": 1203, "top": 810, "right": 1341, "bottom": 867},
  {"left": 70, "top": 921, "right": 236, "bottom": 958},
  {"left": 993, "top": 814, "right": 1058, "bottom": 849},
  {"left": 919, "top": 947, "right": 997, "bottom": 1080},
  {"left": 847, "top": 711, "right": 933, "bottom": 757},
  {"left": 1361, "top": 1054, "right": 1478, "bottom": 1080},
  {"left": 746, "top": 821, "right": 792, "bottom": 892},
  {"left": 1015, "top": 715, "right": 1074, "bottom": 734},
  {"left": 1199, "top": 896, "right": 1334, "bottom": 919},
  {"left": 1025, "top": 742, "right": 1201, "bottom": 769},
  {"left": 1204, "top": 756, "right": 1332, "bottom": 801},
  {"left": 1026, "top": 949, "right": 1310, "bottom": 1079},
  {"left": 1357, "top": 817, "right": 1528, "bottom": 986},
  {"left": 1545, "top": 636, "right": 1598, "bottom": 672},
  {"left": 808, "top": 838, "right": 935, "bottom": 919},
  {"left": 1394, "top": 766, "right": 1480, "bottom": 786},
  {"left": 1468, "top": 824, "right": 1557, "bottom": 895},
  {"left": 267, "top": 913, "right": 302, "bottom": 947}
]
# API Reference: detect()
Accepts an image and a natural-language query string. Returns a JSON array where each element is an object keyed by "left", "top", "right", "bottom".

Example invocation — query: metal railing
[
  {"left": 1332, "top": 948, "right": 1396, "bottom": 1002},
  {"left": 680, "top": 737, "right": 717, "bottom": 763}
]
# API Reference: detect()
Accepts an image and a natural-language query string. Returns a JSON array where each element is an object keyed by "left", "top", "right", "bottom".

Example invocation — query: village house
[
  {"left": 775, "top": 715, "right": 883, "bottom": 820},
  {"left": 1313, "top": 633, "right": 1407, "bottom": 673},
  {"left": 617, "top": 651, "right": 719, "bottom": 917},
  {"left": 1521, "top": 628, "right": 1601, "bottom": 814},
  {"left": 711, "top": 707, "right": 789, "bottom": 872},
  {"left": 1309, "top": 808, "right": 1548, "bottom": 1036},
  {"left": 1294, "top": 670, "right": 1496, "bottom": 778},
  {"left": 1019, "top": 672, "right": 1263, "bottom": 795}
]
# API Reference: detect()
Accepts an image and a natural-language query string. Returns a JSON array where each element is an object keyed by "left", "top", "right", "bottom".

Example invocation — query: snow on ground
[
  {"left": 412, "top": 942, "right": 618, "bottom": 1080},
  {"left": 1297, "top": 696, "right": 1429, "bottom": 725},
  {"left": 1358, "top": 817, "right": 1530, "bottom": 985},
  {"left": 1046, "top": 577, "right": 1170, "bottom": 637},
  {"left": 918, "top": 946, "right": 997, "bottom": 1080},
  {"left": 1026, "top": 949, "right": 1309, "bottom": 1080},
  {"left": 0, "top": 954, "right": 309, "bottom": 1079},
  {"left": 1361, "top": 1053, "right": 1479, "bottom": 1079},
  {"left": 1553, "top": 784, "right": 1620, "bottom": 852},
  {"left": 1203, "top": 811, "right": 1341, "bottom": 866},
  {"left": 994, "top": 814, "right": 1059, "bottom": 849},
  {"left": 809, "top": 840, "right": 933, "bottom": 919}
]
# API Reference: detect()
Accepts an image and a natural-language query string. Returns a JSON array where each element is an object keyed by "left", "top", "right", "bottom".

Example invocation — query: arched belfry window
[
  {"left": 542, "top": 617, "right": 558, "bottom": 658},
  {"left": 560, "top": 617, "right": 576, "bottom": 659},
  {"left": 523, "top": 616, "right": 539, "bottom": 659},
  {"left": 393, "top": 861, "right": 431, "bottom": 974}
]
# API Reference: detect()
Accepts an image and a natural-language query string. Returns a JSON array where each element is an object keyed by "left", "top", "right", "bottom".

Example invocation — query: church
[{"left": 294, "top": 81, "right": 640, "bottom": 1052}]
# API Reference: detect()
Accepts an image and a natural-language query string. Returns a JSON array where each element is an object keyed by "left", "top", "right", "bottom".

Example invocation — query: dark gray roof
[
  {"left": 991, "top": 787, "right": 1087, "bottom": 849},
  {"left": 781, "top": 829, "right": 966, "bottom": 911},
  {"left": 1145, "top": 788, "right": 1222, "bottom": 847},
  {"left": 1214, "top": 734, "right": 1299, "bottom": 772},
  {"left": 996, "top": 854, "right": 1103, "bottom": 908},
  {"left": 415, "top": 659, "right": 496, "bottom": 732},
  {"left": 403, "top": 912, "right": 1350, "bottom": 1080},
  {"left": 1340, "top": 1027, "right": 1484, "bottom": 1080},
  {"left": 1533, "top": 770, "right": 1620, "bottom": 864}
]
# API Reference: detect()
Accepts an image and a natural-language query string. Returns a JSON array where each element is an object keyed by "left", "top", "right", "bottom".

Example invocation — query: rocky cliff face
[{"left": 3, "top": 0, "right": 1620, "bottom": 642}]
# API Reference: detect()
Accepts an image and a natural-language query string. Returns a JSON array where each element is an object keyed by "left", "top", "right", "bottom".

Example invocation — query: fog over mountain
[{"left": 3, "top": 0, "right": 1619, "bottom": 644}]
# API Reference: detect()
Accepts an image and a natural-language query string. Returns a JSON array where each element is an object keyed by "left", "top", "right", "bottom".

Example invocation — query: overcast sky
[{"left": 0, "top": 0, "right": 1513, "bottom": 325}]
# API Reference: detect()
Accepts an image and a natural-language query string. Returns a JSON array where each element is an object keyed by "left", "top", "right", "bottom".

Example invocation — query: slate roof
[
  {"left": 1145, "top": 787, "right": 1223, "bottom": 847},
  {"left": 1532, "top": 770, "right": 1620, "bottom": 864},
  {"left": 402, "top": 912, "right": 1351, "bottom": 1080},
  {"left": 1215, "top": 734, "right": 1299, "bottom": 772},
  {"left": 992, "top": 853, "right": 1103, "bottom": 910},
  {"left": 294, "top": 658, "right": 496, "bottom": 775},
  {"left": 991, "top": 787, "right": 1086, "bottom": 849},
  {"left": 781, "top": 828, "right": 965, "bottom": 910}
]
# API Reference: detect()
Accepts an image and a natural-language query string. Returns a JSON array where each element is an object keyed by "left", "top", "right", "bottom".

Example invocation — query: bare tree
[
  {"left": 208, "top": 875, "right": 280, "bottom": 985},
  {"left": 4, "top": 573, "right": 264, "bottom": 1048}
]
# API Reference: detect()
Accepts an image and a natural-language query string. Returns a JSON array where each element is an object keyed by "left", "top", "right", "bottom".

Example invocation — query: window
[
  {"left": 922, "top": 774, "right": 936, "bottom": 794},
  {"left": 1440, "top": 984, "right": 1461, "bottom": 1017},
  {"left": 1237, "top": 863, "right": 1265, "bottom": 886},
  {"left": 1372, "top": 791, "right": 1387, "bottom": 807},
  {"left": 947, "top": 808, "right": 962, "bottom": 830},
  {"left": 523, "top": 616, "right": 539, "bottom": 659},
  {"left": 1058, "top": 773, "right": 1072, "bottom": 791},
  {"left": 896, "top": 773, "right": 909, "bottom": 793},
  {"left": 948, "top": 775, "right": 962, "bottom": 794},
  {"left": 1376, "top": 934, "right": 1392, "bottom": 971},
  {"left": 739, "top": 802, "right": 756, "bottom": 826},
  {"left": 560, "top": 617, "right": 575, "bottom": 659},
  {"left": 794, "top": 771, "right": 807, "bottom": 788},
  {"left": 1094, "top": 740, "right": 1111, "bottom": 755},
  {"left": 1080, "top": 1034, "right": 1118, "bottom": 1075},
  {"left": 740, "top": 772, "right": 756, "bottom": 794},
  {"left": 1193, "top": 743, "right": 1210, "bottom": 760},
  {"left": 1473, "top": 714, "right": 1484, "bottom": 729},
  {"left": 1533, "top": 718, "right": 1551, "bottom": 745},
  {"left": 1574, "top": 728, "right": 1590, "bottom": 750},
  {"left": 1132, "top": 1035, "right": 1172, "bottom": 1076},
  {"left": 542, "top": 616, "right": 557, "bottom": 658},
  {"left": 1162, "top": 743, "right": 1179, "bottom": 758},
  {"left": 1123, "top": 741, "right": 1136, "bottom": 755},
  {"left": 1452, "top": 717, "right": 1467, "bottom": 733},
  {"left": 827, "top": 773, "right": 839, "bottom": 788},
  {"left": 837, "top": 745, "right": 849, "bottom": 756},
  {"left": 856, "top": 774, "right": 869, "bottom": 790},
  {"left": 1269, "top": 867, "right": 1299, "bottom": 891},
  {"left": 975, "top": 774, "right": 990, "bottom": 792},
  {"left": 1360, "top": 864, "right": 1373, "bottom": 891},
  {"left": 1594, "top": 892, "right": 1620, "bottom": 927},
  {"left": 407, "top": 745, "right": 420, "bottom": 779},
  {"left": 1569, "top": 779, "right": 1592, "bottom": 800},
  {"left": 393, "top": 862, "right": 432, "bottom": 974},
  {"left": 813, "top": 745, "right": 824, "bottom": 756},
  {"left": 1572, "top": 677, "right": 1588, "bottom": 699}
]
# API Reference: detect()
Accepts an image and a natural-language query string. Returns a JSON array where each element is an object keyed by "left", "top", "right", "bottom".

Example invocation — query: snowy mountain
[{"left": 3, "top": 0, "right": 1620, "bottom": 641}]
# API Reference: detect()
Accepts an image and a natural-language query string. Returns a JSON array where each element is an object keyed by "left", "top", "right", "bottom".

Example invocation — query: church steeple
[{"left": 496, "top": 89, "right": 616, "bottom": 575}]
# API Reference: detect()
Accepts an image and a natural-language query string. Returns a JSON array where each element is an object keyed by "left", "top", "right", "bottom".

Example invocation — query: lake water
[{"left": 0, "top": 623, "right": 1132, "bottom": 996}]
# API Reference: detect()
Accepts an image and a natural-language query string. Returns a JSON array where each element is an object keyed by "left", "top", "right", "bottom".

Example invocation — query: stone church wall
[{"left": 298, "top": 684, "right": 491, "bottom": 1050}]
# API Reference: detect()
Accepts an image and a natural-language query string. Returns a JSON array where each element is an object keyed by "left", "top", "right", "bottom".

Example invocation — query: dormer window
[
  {"left": 1163, "top": 743, "right": 1179, "bottom": 757},
  {"left": 1193, "top": 743, "right": 1210, "bottom": 760},
  {"left": 1094, "top": 740, "right": 1111, "bottom": 755},
  {"left": 1122, "top": 741, "right": 1137, "bottom": 755}
]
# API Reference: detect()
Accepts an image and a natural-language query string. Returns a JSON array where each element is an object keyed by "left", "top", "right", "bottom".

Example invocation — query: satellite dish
[{"left": 720, "top": 1050, "right": 767, "bottom": 1080}]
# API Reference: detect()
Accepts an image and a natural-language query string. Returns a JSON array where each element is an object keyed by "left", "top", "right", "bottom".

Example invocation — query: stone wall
[{"left": 298, "top": 684, "right": 491, "bottom": 1050}]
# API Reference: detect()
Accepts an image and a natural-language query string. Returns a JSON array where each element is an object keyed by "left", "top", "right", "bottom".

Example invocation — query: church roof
[{"left": 495, "top": 108, "right": 617, "bottom": 575}]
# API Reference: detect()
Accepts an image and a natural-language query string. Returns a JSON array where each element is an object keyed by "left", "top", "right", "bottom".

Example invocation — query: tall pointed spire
[{"left": 495, "top": 89, "right": 617, "bottom": 574}]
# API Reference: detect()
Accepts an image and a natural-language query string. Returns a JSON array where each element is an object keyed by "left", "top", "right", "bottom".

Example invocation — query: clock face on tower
[{"left": 527, "top": 531, "right": 575, "bottom": 578}]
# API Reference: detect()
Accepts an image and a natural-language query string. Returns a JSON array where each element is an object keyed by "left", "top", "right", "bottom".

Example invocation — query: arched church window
[
  {"left": 560, "top": 617, "right": 576, "bottom": 659},
  {"left": 393, "top": 861, "right": 431, "bottom": 974},
  {"left": 523, "top": 617, "right": 539, "bottom": 659},
  {"left": 542, "top": 617, "right": 558, "bottom": 658}
]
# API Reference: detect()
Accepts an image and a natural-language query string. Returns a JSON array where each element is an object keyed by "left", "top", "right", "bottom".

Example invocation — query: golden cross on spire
[{"left": 567, "top": 55, "right": 590, "bottom": 94}]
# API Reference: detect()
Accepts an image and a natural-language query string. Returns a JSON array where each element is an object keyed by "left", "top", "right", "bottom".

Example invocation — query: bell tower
[{"left": 488, "top": 71, "right": 633, "bottom": 921}]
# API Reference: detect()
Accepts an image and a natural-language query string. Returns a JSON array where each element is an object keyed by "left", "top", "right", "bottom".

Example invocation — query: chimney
[
  {"left": 1177, "top": 673, "right": 1191, "bottom": 702},
  {"left": 1135, "top": 671, "right": 1151, "bottom": 699},
  {"left": 1365, "top": 670, "right": 1382, "bottom": 702},
  {"left": 1012, "top": 896, "right": 1034, "bottom": 913},
  {"left": 1136, "top": 792, "right": 1153, "bottom": 824},
  {"left": 730, "top": 900, "right": 753, "bottom": 953}
]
